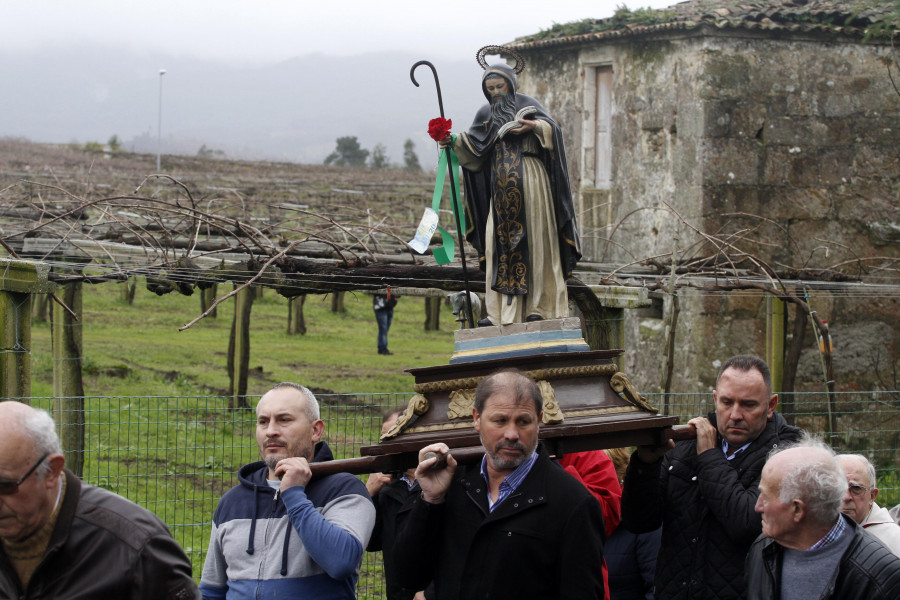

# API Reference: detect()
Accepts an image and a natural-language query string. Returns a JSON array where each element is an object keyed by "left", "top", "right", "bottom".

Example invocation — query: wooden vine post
[
  {"left": 424, "top": 297, "right": 441, "bottom": 331},
  {"left": 0, "top": 259, "right": 53, "bottom": 399},
  {"left": 52, "top": 274, "right": 86, "bottom": 477},
  {"left": 227, "top": 283, "right": 255, "bottom": 409},
  {"left": 120, "top": 277, "right": 137, "bottom": 305},
  {"left": 660, "top": 233, "right": 680, "bottom": 413},
  {"left": 287, "top": 294, "right": 307, "bottom": 335},
  {"left": 765, "top": 294, "right": 786, "bottom": 395},
  {"left": 330, "top": 291, "right": 346, "bottom": 313},
  {"left": 200, "top": 284, "right": 218, "bottom": 318},
  {"left": 33, "top": 293, "right": 50, "bottom": 322}
]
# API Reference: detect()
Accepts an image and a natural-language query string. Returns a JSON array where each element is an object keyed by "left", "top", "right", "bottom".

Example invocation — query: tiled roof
[{"left": 510, "top": 0, "right": 897, "bottom": 50}]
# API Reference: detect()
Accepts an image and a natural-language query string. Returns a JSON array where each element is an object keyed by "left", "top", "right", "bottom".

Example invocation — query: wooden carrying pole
[{"left": 308, "top": 424, "right": 697, "bottom": 480}]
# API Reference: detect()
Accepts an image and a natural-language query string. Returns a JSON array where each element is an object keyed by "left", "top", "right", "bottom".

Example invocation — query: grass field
[
  {"left": 18, "top": 266, "right": 461, "bottom": 594},
  {"left": 29, "top": 280, "right": 460, "bottom": 397}
]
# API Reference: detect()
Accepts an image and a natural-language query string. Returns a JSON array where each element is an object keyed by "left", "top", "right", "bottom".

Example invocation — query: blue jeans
[{"left": 375, "top": 308, "right": 393, "bottom": 352}]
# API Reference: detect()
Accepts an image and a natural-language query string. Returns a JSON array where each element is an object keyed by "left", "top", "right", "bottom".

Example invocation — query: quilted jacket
[{"left": 622, "top": 411, "right": 802, "bottom": 600}]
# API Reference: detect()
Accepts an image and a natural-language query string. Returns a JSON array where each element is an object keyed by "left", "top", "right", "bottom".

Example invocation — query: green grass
[
  {"left": 25, "top": 281, "right": 457, "bottom": 593},
  {"left": 30, "top": 281, "right": 458, "bottom": 397},
  {"left": 877, "top": 472, "right": 900, "bottom": 509},
  {"left": 27, "top": 393, "right": 399, "bottom": 592}
]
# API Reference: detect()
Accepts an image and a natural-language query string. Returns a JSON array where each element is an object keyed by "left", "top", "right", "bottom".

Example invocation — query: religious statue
[{"left": 438, "top": 45, "right": 581, "bottom": 326}]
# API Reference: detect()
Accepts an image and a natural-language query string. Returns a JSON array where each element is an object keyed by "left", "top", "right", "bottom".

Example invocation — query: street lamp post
[{"left": 157, "top": 69, "right": 166, "bottom": 171}]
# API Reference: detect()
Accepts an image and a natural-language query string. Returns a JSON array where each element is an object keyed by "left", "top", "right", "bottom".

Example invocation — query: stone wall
[{"left": 519, "top": 29, "right": 900, "bottom": 394}]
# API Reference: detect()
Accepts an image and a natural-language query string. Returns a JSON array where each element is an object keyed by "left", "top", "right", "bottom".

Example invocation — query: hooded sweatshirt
[{"left": 199, "top": 441, "right": 375, "bottom": 600}]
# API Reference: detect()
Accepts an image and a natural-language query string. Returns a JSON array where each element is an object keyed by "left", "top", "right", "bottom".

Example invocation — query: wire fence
[{"left": 7, "top": 391, "right": 900, "bottom": 599}]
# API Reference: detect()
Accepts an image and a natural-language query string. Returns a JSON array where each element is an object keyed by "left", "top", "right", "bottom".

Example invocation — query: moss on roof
[{"left": 514, "top": 0, "right": 899, "bottom": 48}]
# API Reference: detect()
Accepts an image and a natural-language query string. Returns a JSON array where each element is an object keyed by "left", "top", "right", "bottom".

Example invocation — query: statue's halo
[{"left": 476, "top": 45, "right": 526, "bottom": 74}]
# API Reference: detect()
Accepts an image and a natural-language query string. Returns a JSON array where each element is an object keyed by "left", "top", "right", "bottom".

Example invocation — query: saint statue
[{"left": 439, "top": 46, "right": 581, "bottom": 326}]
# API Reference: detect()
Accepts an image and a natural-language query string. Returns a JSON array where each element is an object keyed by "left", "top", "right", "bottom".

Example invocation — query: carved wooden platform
[{"left": 360, "top": 349, "right": 677, "bottom": 459}]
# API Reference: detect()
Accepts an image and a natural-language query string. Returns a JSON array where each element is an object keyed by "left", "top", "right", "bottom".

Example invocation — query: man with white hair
[
  {"left": 0, "top": 401, "right": 198, "bottom": 599},
  {"left": 200, "top": 382, "right": 376, "bottom": 599},
  {"left": 836, "top": 454, "right": 900, "bottom": 557},
  {"left": 746, "top": 439, "right": 900, "bottom": 600}
]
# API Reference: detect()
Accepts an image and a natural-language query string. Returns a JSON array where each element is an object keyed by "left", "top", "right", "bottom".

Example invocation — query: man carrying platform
[{"left": 393, "top": 369, "right": 606, "bottom": 600}]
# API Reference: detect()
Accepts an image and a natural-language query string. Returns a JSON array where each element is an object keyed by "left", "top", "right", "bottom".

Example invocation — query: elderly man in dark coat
[
  {"left": 747, "top": 439, "right": 900, "bottom": 600},
  {"left": 0, "top": 402, "right": 198, "bottom": 600}
]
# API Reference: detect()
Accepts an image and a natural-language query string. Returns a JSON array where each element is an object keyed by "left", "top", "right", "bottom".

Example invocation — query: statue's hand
[
  {"left": 508, "top": 119, "right": 537, "bottom": 135},
  {"left": 438, "top": 135, "right": 452, "bottom": 149}
]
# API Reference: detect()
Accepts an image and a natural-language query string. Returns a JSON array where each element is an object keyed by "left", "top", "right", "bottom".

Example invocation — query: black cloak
[{"left": 458, "top": 63, "right": 581, "bottom": 296}]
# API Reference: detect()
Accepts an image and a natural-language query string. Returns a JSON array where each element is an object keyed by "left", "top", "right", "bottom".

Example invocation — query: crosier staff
[{"left": 410, "top": 60, "right": 476, "bottom": 329}]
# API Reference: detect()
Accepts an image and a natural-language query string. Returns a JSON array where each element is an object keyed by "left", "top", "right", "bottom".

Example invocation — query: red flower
[{"left": 428, "top": 117, "right": 452, "bottom": 141}]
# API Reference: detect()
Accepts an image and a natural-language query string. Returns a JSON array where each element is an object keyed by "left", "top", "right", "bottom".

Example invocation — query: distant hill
[{"left": 0, "top": 45, "right": 485, "bottom": 166}]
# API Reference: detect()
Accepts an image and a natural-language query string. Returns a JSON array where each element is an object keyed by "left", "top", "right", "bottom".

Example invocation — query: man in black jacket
[
  {"left": 0, "top": 401, "right": 199, "bottom": 600},
  {"left": 394, "top": 369, "right": 606, "bottom": 600},
  {"left": 622, "top": 354, "right": 803, "bottom": 600},
  {"left": 366, "top": 410, "right": 429, "bottom": 600},
  {"left": 747, "top": 439, "right": 900, "bottom": 600}
]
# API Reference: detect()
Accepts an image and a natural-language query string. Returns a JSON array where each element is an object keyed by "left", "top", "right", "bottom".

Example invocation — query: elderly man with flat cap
[{"left": 0, "top": 401, "right": 199, "bottom": 600}]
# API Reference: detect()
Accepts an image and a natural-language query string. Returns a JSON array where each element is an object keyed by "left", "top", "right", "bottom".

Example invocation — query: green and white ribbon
[{"left": 409, "top": 143, "right": 464, "bottom": 265}]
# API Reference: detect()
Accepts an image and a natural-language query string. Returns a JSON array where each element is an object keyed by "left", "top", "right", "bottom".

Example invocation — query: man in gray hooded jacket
[{"left": 200, "top": 383, "right": 375, "bottom": 599}]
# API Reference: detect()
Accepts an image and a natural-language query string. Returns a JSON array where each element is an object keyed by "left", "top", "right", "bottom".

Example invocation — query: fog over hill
[{"left": 0, "top": 45, "right": 485, "bottom": 166}]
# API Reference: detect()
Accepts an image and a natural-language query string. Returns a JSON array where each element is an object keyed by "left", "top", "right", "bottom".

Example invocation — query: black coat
[
  {"left": 604, "top": 525, "right": 661, "bottom": 600},
  {"left": 394, "top": 444, "right": 606, "bottom": 600},
  {"left": 622, "top": 412, "right": 802, "bottom": 600},
  {"left": 367, "top": 477, "right": 428, "bottom": 600},
  {"left": 745, "top": 516, "right": 900, "bottom": 600}
]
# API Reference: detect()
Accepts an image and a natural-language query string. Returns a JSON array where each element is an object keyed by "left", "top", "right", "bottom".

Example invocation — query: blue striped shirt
[
  {"left": 480, "top": 451, "right": 539, "bottom": 512},
  {"left": 722, "top": 438, "right": 751, "bottom": 460},
  {"left": 400, "top": 473, "right": 418, "bottom": 491},
  {"left": 809, "top": 515, "right": 846, "bottom": 550}
]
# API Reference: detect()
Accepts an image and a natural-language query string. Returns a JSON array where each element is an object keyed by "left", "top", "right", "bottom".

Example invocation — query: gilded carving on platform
[
  {"left": 381, "top": 393, "right": 430, "bottom": 440},
  {"left": 447, "top": 388, "right": 476, "bottom": 420},
  {"left": 538, "top": 380, "right": 564, "bottom": 424},
  {"left": 610, "top": 372, "right": 657, "bottom": 413}
]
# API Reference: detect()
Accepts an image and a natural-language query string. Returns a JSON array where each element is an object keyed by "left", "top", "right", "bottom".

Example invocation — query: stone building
[{"left": 508, "top": 0, "right": 900, "bottom": 394}]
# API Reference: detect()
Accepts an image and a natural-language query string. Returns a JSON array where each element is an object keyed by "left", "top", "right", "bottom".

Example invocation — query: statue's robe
[{"left": 454, "top": 64, "right": 581, "bottom": 324}]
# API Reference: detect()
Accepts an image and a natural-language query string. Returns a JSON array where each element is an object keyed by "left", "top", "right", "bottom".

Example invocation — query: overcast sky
[{"left": 2, "top": 0, "right": 677, "bottom": 64}]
